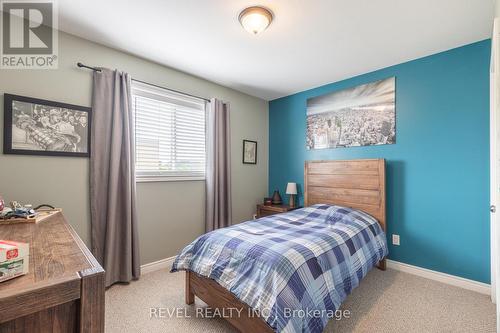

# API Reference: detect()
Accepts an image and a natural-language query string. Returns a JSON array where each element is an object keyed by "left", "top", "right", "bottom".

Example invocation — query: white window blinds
[{"left": 132, "top": 81, "right": 207, "bottom": 181}]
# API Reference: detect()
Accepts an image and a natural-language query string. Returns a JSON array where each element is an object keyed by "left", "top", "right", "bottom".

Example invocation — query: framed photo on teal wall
[{"left": 306, "top": 77, "right": 396, "bottom": 149}]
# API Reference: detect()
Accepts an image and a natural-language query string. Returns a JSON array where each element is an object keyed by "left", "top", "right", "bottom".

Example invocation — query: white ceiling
[{"left": 58, "top": 0, "right": 495, "bottom": 100}]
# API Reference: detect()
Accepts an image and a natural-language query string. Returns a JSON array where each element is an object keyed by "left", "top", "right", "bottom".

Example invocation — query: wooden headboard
[{"left": 304, "top": 159, "right": 386, "bottom": 231}]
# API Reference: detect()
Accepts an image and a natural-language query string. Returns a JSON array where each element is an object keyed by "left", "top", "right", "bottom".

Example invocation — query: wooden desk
[{"left": 0, "top": 212, "right": 104, "bottom": 333}]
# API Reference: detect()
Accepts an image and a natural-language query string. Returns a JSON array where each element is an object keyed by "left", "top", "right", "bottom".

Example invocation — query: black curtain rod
[
  {"left": 77, "top": 62, "right": 101, "bottom": 72},
  {"left": 76, "top": 62, "right": 211, "bottom": 102}
]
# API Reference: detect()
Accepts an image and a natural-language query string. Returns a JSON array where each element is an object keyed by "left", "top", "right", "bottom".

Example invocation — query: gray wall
[{"left": 0, "top": 32, "right": 269, "bottom": 265}]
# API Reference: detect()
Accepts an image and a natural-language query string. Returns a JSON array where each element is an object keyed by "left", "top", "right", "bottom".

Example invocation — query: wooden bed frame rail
[{"left": 186, "top": 271, "right": 273, "bottom": 332}]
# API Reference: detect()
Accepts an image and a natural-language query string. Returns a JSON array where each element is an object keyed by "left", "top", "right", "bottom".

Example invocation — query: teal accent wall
[{"left": 269, "top": 40, "right": 491, "bottom": 283}]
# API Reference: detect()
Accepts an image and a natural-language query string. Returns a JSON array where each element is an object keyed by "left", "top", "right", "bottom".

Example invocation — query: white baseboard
[
  {"left": 386, "top": 259, "right": 491, "bottom": 295},
  {"left": 140, "top": 256, "right": 176, "bottom": 275}
]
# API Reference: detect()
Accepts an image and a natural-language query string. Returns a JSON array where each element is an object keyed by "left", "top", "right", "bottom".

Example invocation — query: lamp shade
[{"left": 286, "top": 182, "right": 297, "bottom": 195}]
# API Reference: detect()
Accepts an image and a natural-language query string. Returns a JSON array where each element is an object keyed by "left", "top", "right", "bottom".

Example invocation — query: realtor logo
[{"left": 1, "top": 0, "right": 58, "bottom": 69}]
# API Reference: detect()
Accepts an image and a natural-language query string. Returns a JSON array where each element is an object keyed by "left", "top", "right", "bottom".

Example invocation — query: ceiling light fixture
[{"left": 238, "top": 6, "right": 273, "bottom": 35}]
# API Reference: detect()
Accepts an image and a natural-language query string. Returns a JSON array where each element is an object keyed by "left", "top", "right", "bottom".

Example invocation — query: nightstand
[{"left": 256, "top": 204, "right": 301, "bottom": 218}]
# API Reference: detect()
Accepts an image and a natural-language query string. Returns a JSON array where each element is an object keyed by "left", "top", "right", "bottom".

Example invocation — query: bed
[{"left": 171, "top": 159, "right": 388, "bottom": 333}]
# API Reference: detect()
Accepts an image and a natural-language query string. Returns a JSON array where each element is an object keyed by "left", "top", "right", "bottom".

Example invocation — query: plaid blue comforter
[{"left": 171, "top": 204, "right": 388, "bottom": 333}]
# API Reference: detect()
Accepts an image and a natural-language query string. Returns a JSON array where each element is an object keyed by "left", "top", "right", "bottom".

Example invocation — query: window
[{"left": 132, "top": 81, "right": 207, "bottom": 181}]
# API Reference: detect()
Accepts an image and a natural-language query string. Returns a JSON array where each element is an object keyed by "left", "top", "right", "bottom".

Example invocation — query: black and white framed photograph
[
  {"left": 306, "top": 77, "right": 396, "bottom": 149},
  {"left": 3, "top": 94, "right": 91, "bottom": 157},
  {"left": 242, "top": 140, "right": 257, "bottom": 164}
]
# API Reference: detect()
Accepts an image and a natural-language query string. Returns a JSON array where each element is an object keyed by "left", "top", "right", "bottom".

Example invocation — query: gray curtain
[
  {"left": 205, "top": 99, "right": 232, "bottom": 232},
  {"left": 90, "top": 68, "right": 140, "bottom": 287}
]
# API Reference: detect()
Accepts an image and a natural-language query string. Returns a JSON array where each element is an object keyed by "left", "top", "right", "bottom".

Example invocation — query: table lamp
[{"left": 286, "top": 182, "right": 297, "bottom": 208}]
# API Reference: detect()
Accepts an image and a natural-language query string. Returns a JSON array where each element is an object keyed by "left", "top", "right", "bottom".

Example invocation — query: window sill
[{"left": 136, "top": 176, "right": 205, "bottom": 183}]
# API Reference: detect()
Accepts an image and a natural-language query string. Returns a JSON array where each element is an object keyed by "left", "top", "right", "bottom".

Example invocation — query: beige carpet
[{"left": 105, "top": 268, "right": 495, "bottom": 333}]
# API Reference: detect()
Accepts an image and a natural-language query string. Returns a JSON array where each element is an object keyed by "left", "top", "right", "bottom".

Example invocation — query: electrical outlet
[{"left": 392, "top": 234, "right": 400, "bottom": 246}]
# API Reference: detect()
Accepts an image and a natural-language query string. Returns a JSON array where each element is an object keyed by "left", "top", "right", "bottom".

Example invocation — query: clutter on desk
[
  {"left": 0, "top": 240, "right": 29, "bottom": 283},
  {"left": 0, "top": 200, "right": 61, "bottom": 225}
]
